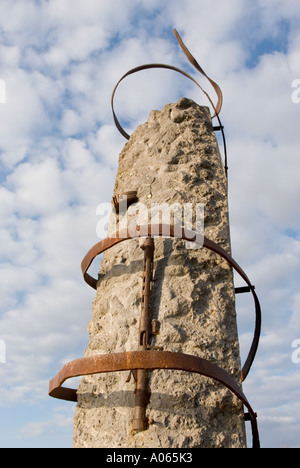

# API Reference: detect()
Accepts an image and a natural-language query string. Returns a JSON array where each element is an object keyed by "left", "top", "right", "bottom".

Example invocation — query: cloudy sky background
[{"left": 0, "top": 0, "right": 299, "bottom": 448}]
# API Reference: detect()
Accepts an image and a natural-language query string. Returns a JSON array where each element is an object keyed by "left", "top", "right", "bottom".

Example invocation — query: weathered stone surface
[{"left": 72, "top": 98, "right": 246, "bottom": 448}]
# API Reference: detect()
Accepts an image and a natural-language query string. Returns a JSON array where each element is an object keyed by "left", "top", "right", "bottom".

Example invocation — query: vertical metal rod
[{"left": 132, "top": 237, "right": 154, "bottom": 432}]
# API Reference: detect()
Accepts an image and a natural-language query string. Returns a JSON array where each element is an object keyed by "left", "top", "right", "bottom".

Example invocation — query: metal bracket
[
  {"left": 111, "top": 191, "right": 138, "bottom": 214},
  {"left": 235, "top": 286, "right": 255, "bottom": 294},
  {"left": 213, "top": 125, "right": 224, "bottom": 132}
]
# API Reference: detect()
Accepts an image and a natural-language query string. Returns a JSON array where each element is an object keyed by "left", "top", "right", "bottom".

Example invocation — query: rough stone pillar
[{"left": 72, "top": 98, "right": 247, "bottom": 448}]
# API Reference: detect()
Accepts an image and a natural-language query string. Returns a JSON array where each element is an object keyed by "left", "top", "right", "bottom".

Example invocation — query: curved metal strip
[
  {"left": 112, "top": 64, "right": 218, "bottom": 141},
  {"left": 173, "top": 29, "right": 223, "bottom": 116},
  {"left": 80, "top": 224, "right": 261, "bottom": 381},
  {"left": 111, "top": 30, "right": 222, "bottom": 141},
  {"left": 48, "top": 350, "right": 259, "bottom": 448},
  {"left": 173, "top": 30, "right": 228, "bottom": 179}
]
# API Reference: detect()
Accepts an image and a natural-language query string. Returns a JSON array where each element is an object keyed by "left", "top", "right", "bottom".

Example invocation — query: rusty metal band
[
  {"left": 173, "top": 29, "right": 223, "bottom": 116},
  {"left": 172, "top": 28, "right": 228, "bottom": 176},
  {"left": 111, "top": 29, "right": 223, "bottom": 142},
  {"left": 80, "top": 224, "right": 261, "bottom": 381},
  {"left": 48, "top": 350, "right": 259, "bottom": 448}
]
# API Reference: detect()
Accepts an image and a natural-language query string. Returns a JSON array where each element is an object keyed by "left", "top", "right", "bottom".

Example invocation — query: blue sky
[{"left": 0, "top": 0, "right": 300, "bottom": 448}]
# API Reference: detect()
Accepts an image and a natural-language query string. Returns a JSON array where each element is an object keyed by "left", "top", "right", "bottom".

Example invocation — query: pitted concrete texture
[{"left": 72, "top": 98, "right": 246, "bottom": 448}]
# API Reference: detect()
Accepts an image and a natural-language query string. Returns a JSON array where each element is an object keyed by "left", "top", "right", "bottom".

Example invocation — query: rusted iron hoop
[
  {"left": 112, "top": 64, "right": 217, "bottom": 141},
  {"left": 111, "top": 29, "right": 222, "bottom": 142},
  {"left": 48, "top": 350, "right": 260, "bottom": 448},
  {"left": 80, "top": 224, "right": 261, "bottom": 382}
]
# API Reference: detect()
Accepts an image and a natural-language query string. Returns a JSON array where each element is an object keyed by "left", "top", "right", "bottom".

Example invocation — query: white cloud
[
  {"left": 60, "top": 109, "right": 82, "bottom": 137},
  {"left": 6, "top": 159, "right": 67, "bottom": 217},
  {"left": 0, "top": 69, "right": 55, "bottom": 167},
  {"left": 0, "top": 45, "right": 21, "bottom": 69},
  {"left": 19, "top": 406, "right": 74, "bottom": 440},
  {"left": 0, "top": 186, "right": 14, "bottom": 219},
  {"left": 87, "top": 124, "right": 123, "bottom": 170}
]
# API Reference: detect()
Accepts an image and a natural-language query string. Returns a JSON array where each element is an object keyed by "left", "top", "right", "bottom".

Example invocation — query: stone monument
[{"left": 49, "top": 30, "right": 261, "bottom": 449}]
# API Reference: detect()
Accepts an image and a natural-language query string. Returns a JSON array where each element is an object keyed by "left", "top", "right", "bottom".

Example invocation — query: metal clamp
[{"left": 111, "top": 191, "right": 138, "bottom": 214}]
